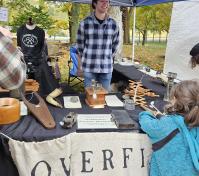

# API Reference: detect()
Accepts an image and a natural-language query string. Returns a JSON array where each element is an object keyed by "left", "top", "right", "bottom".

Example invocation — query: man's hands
[
  {"left": 140, "top": 105, "right": 163, "bottom": 118},
  {"left": 77, "top": 54, "right": 83, "bottom": 77},
  {"left": 77, "top": 68, "right": 83, "bottom": 77}
]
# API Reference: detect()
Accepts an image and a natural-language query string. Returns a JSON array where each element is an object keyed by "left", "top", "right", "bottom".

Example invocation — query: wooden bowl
[{"left": 0, "top": 98, "right": 20, "bottom": 124}]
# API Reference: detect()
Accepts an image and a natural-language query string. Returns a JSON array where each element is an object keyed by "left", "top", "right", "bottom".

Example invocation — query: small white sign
[
  {"left": 0, "top": 7, "right": 8, "bottom": 22},
  {"left": 20, "top": 101, "right": 28, "bottom": 116},
  {"left": 63, "top": 96, "right": 82, "bottom": 108},
  {"left": 77, "top": 114, "right": 117, "bottom": 129},
  {"left": 105, "top": 95, "right": 124, "bottom": 107}
]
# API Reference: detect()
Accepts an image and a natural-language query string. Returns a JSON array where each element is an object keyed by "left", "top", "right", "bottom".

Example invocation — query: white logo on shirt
[{"left": 22, "top": 34, "right": 38, "bottom": 47}]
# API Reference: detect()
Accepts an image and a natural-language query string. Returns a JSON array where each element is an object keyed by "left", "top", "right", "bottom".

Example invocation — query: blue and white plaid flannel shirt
[{"left": 77, "top": 13, "right": 119, "bottom": 73}]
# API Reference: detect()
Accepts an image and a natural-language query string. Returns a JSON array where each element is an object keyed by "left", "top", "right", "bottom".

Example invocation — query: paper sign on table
[
  {"left": 63, "top": 96, "right": 82, "bottom": 108},
  {"left": 105, "top": 95, "right": 124, "bottom": 107}
]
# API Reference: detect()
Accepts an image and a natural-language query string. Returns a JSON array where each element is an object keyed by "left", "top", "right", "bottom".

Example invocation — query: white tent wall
[{"left": 164, "top": 0, "right": 199, "bottom": 80}]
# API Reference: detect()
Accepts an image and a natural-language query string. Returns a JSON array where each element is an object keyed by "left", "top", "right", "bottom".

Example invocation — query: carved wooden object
[
  {"left": 125, "top": 80, "right": 159, "bottom": 107},
  {"left": 22, "top": 92, "right": 56, "bottom": 129}
]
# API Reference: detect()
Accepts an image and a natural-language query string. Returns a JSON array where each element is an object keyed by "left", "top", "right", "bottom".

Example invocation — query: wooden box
[{"left": 85, "top": 87, "right": 107, "bottom": 108}]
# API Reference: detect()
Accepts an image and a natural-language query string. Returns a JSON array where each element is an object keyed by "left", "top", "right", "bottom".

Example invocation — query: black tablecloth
[
  {"left": 0, "top": 94, "right": 132, "bottom": 142},
  {"left": 113, "top": 64, "right": 166, "bottom": 97},
  {"left": 0, "top": 93, "right": 145, "bottom": 176},
  {"left": 0, "top": 65, "right": 167, "bottom": 176}
]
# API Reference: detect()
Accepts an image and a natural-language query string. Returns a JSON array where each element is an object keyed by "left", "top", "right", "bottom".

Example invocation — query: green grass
[
  {"left": 122, "top": 42, "right": 166, "bottom": 71},
  {"left": 144, "top": 41, "right": 167, "bottom": 48}
]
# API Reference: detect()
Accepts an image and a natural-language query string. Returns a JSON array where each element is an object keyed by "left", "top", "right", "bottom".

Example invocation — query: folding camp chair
[{"left": 67, "top": 46, "right": 84, "bottom": 87}]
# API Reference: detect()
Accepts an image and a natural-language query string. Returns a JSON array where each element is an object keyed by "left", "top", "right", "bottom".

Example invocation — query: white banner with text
[{"left": 8, "top": 132, "right": 152, "bottom": 176}]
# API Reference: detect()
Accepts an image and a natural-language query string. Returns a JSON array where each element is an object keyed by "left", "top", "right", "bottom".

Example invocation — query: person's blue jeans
[{"left": 83, "top": 72, "right": 112, "bottom": 91}]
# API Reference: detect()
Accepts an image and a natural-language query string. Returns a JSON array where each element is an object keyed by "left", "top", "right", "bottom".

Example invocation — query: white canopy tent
[{"left": 164, "top": 0, "right": 199, "bottom": 80}]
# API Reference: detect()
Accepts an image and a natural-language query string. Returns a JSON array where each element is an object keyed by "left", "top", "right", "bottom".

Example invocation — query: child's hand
[
  {"left": 153, "top": 111, "right": 163, "bottom": 118},
  {"left": 140, "top": 105, "right": 157, "bottom": 116},
  {"left": 77, "top": 68, "right": 83, "bottom": 77}
]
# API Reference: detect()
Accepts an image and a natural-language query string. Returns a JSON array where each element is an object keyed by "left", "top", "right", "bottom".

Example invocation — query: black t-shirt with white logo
[{"left": 17, "top": 25, "right": 45, "bottom": 59}]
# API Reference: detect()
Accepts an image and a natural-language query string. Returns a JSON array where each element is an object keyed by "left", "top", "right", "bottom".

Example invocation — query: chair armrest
[{"left": 68, "top": 60, "right": 72, "bottom": 67}]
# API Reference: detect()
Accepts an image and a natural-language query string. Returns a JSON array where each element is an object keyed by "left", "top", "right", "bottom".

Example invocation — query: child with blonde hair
[{"left": 139, "top": 79, "right": 199, "bottom": 176}]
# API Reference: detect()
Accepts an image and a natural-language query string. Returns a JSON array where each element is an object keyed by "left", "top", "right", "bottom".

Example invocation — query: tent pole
[{"left": 132, "top": 6, "right": 136, "bottom": 63}]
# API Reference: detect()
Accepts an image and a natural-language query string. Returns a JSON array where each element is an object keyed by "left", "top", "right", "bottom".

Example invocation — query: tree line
[{"left": 0, "top": 0, "right": 172, "bottom": 45}]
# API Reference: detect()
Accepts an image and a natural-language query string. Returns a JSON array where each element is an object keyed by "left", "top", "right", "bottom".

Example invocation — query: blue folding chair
[{"left": 67, "top": 46, "right": 84, "bottom": 87}]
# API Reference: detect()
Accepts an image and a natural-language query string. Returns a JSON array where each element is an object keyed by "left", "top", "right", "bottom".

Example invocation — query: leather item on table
[
  {"left": 0, "top": 98, "right": 20, "bottom": 124},
  {"left": 21, "top": 92, "right": 56, "bottom": 129}
]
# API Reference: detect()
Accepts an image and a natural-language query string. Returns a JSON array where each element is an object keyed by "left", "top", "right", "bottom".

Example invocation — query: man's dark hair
[
  {"left": 92, "top": 0, "right": 110, "bottom": 9},
  {"left": 190, "top": 43, "right": 199, "bottom": 69},
  {"left": 92, "top": 0, "right": 98, "bottom": 9}
]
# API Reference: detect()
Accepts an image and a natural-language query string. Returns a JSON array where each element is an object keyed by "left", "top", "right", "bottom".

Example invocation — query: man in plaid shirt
[
  {"left": 77, "top": 0, "right": 119, "bottom": 91},
  {"left": 0, "top": 32, "right": 26, "bottom": 90}
]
